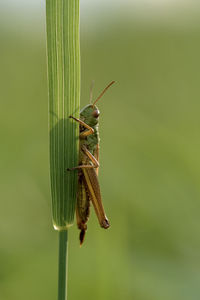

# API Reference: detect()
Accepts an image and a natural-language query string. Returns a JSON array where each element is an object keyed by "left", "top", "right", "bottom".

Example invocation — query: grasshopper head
[
  {"left": 80, "top": 81, "right": 115, "bottom": 127},
  {"left": 80, "top": 104, "right": 100, "bottom": 127}
]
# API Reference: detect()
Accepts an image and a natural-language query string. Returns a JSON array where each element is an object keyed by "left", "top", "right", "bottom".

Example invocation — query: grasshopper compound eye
[{"left": 92, "top": 109, "right": 100, "bottom": 118}]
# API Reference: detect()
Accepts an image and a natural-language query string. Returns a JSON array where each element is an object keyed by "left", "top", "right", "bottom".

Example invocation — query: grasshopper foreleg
[{"left": 69, "top": 115, "right": 94, "bottom": 137}]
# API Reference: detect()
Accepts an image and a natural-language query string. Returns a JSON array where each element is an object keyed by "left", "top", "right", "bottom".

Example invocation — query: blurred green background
[{"left": 1, "top": 1, "right": 200, "bottom": 299}]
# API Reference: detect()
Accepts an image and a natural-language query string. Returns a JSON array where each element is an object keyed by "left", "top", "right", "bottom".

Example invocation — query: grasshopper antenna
[
  {"left": 90, "top": 80, "right": 95, "bottom": 104},
  {"left": 93, "top": 81, "right": 115, "bottom": 107}
]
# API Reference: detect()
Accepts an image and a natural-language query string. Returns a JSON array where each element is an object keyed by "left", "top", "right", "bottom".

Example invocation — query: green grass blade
[{"left": 46, "top": 0, "right": 80, "bottom": 230}]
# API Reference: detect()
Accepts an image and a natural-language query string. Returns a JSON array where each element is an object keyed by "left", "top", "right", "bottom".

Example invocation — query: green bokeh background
[{"left": 1, "top": 4, "right": 200, "bottom": 300}]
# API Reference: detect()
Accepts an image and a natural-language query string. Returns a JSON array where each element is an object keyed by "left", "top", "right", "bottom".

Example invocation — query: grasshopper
[{"left": 67, "top": 81, "right": 115, "bottom": 245}]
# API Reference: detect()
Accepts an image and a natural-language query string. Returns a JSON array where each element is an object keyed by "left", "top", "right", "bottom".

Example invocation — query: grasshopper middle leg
[{"left": 67, "top": 145, "right": 99, "bottom": 171}]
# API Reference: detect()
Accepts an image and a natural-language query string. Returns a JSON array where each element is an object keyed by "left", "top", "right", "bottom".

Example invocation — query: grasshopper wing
[{"left": 82, "top": 167, "right": 110, "bottom": 229}]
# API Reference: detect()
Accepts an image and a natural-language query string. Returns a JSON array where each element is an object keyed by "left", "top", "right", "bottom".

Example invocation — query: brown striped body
[{"left": 76, "top": 148, "right": 110, "bottom": 245}]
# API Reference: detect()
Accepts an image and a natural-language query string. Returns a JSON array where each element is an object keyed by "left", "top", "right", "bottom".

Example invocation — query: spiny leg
[
  {"left": 82, "top": 145, "right": 99, "bottom": 166},
  {"left": 67, "top": 145, "right": 99, "bottom": 171},
  {"left": 94, "top": 144, "right": 99, "bottom": 175}
]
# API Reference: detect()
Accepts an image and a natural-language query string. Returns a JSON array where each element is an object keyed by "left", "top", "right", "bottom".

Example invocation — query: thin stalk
[{"left": 58, "top": 231, "right": 68, "bottom": 300}]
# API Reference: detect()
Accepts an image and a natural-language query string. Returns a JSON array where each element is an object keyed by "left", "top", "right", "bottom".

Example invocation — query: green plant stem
[
  {"left": 58, "top": 231, "right": 68, "bottom": 300},
  {"left": 46, "top": 0, "right": 80, "bottom": 298}
]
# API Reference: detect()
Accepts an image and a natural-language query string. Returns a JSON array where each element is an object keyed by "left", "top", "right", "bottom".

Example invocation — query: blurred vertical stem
[
  {"left": 58, "top": 231, "right": 68, "bottom": 300},
  {"left": 46, "top": 0, "right": 80, "bottom": 299}
]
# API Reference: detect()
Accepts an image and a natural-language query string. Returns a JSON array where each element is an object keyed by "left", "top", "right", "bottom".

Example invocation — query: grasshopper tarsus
[
  {"left": 101, "top": 218, "right": 110, "bottom": 229},
  {"left": 67, "top": 167, "right": 75, "bottom": 171}
]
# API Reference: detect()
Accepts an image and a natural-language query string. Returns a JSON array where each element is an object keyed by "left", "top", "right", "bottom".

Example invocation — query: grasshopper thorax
[{"left": 80, "top": 104, "right": 100, "bottom": 127}]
